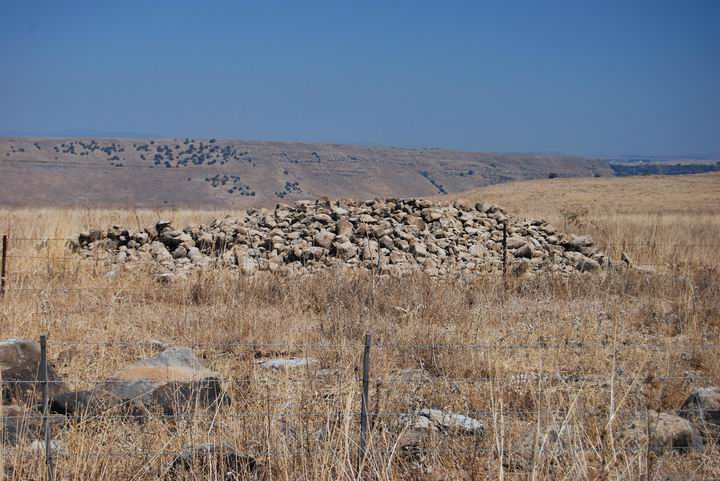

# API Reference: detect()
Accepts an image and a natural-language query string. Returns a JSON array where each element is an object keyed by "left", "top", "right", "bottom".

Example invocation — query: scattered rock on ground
[
  {"left": 0, "top": 339, "right": 65, "bottom": 405},
  {"left": 388, "top": 368, "right": 434, "bottom": 385},
  {"left": 1, "top": 405, "right": 66, "bottom": 446},
  {"left": 505, "top": 422, "right": 576, "bottom": 471},
  {"left": 618, "top": 411, "right": 703, "bottom": 455},
  {"left": 169, "top": 442, "right": 256, "bottom": 480},
  {"left": 255, "top": 357, "right": 319, "bottom": 370},
  {"left": 399, "top": 408, "right": 484, "bottom": 449},
  {"left": 414, "top": 409, "right": 485, "bottom": 434},
  {"left": 679, "top": 386, "right": 720, "bottom": 440}
]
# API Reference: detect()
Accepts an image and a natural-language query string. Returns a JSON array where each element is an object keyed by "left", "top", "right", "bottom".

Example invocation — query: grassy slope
[{"left": 0, "top": 137, "right": 611, "bottom": 208}]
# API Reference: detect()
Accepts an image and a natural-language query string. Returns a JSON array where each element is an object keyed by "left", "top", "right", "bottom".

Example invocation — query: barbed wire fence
[
  {"left": 2, "top": 333, "right": 719, "bottom": 479},
  {"left": 1, "top": 234, "right": 719, "bottom": 479}
]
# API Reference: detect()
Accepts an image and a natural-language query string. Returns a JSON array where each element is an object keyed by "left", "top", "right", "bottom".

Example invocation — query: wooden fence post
[{"left": 358, "top": 333, "right": 372, "bottom": 471}]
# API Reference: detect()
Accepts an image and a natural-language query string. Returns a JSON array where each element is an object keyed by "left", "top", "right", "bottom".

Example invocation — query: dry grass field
[
  {"left": 444, "top": 173, "right": 720, "bottom": 268},
  {"left": 1, "top": 173, "right": 719, "bottom": 480}
]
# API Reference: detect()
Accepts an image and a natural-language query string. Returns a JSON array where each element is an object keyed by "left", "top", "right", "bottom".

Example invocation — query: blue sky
[{"left": 1, "top": 1, "right": 718, "bottom": 155}]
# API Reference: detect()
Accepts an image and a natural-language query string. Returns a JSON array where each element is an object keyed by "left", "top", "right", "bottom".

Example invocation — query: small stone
[
  {"left": 506, "top": 237, "right": 526, "bottom": 249},
  {"left": 336, "top": 219, "right": 353, "bottom": 237},
  {"left": 156, "top": 220, "right": 172, "bottom": 231},
  {"left": 411, "top": 243, "right": 428, "bottom": 258},
  {"left": 314, "top": 230, "right": 336, "bottom": 249},
  {"left": 420, "top": 208, "right": 443, "bottom": 222},
  {"left": 336, "top": 241, "right": 357, "bottom": 260}
]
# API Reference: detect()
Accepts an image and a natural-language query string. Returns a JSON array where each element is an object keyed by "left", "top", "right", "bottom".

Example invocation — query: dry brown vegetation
[{"left": 1, "top": 173, "right": 719, "bottom": 480}]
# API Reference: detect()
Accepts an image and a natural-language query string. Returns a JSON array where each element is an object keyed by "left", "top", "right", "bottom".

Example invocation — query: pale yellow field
[
  {"left": 445, "top": 173, "right": 720, "bottom": 268},
  {"left": 1, "top": 173, "right": 719, "bottom": 480}
]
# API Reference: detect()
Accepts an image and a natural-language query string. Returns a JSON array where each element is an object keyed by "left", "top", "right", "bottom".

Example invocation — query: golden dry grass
[
  {"left": 444, "top": 172, "right": 720, "bottom": 268},
  {"left": 1, "top": 173, "right": 719, "bottom": 480}
]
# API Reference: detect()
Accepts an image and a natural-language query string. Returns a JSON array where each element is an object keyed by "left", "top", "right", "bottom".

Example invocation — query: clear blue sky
[{"left": 1, "top": 1, "right": 718, "bottom": 156}]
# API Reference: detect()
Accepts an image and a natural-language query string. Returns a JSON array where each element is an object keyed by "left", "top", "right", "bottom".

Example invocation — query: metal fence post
[
  {"left": 358, "top": 333, "right": 372, "bottom": 471},
  {"left": 502, "top": 221, "right": 507, "bottom": 279},
  {"left": 1, "top": 234, "right": 8, "bottom": 296},
  {"left": 40, "top": 334, "right": 54, "bottom": 481}
]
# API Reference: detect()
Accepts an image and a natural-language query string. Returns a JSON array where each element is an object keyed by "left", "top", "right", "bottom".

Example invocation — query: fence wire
[{"left": 1, "top": 235, "right": 719, "bottom": 476}]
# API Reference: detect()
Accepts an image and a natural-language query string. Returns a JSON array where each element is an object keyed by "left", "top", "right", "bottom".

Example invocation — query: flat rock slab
[
  {"left": 417, "top": 408, "right": 485, "bottom": 434},
  {"left": 103, "top": 346, "right": 219, "bottom": 395},
  {"left": 0, "top": 339, "right": 65, "bottom": 405},
  {"left": 255, "top": 357, "right": 319, "bottom": 369}
]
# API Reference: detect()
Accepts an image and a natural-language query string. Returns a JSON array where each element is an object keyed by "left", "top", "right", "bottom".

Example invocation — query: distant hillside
[{"left": 0, "top": 137, "right": 611, "bottom": 208}]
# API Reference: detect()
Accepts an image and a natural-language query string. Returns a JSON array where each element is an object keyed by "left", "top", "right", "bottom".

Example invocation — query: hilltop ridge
[{"left": 0, "top": 137, "right": 611, "bottom": 208}]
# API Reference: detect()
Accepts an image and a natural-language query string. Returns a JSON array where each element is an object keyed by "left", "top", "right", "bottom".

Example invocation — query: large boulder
[
  {"left": 0, "top": 339, "right": 65, "bottom": 405},
  {"left": 51, "top": 347, "right": 228, "bottom": 417},
  {"left": 679, "top": 387, "right": 720, "bottom": 440},
  {"left": 618, "top": 411, "right": 703, "bottom": 455}
]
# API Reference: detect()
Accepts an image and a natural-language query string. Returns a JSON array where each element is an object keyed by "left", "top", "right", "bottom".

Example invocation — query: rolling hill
[{"left": 0, "top": 137, "right": 611, "bottom": 208}]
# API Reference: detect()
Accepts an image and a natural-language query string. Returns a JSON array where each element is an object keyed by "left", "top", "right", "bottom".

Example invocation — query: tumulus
[{"left": 74, "top": 198, "right": 622, "bottom": 278}]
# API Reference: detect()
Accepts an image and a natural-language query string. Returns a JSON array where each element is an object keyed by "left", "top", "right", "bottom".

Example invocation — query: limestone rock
[
  {"left": 336, "top": 241, "right": 357, "bottom": 260},
  {"left": 255, "top": 357, "right": 319, "bottom": 369},
  {"left": 314, "top": 230, "right": 336, "bottom": 249},
  {"left": 514, "top": 244, "right": 533, "bottom": 259},
  {"left": 402, "top": 409, "right": 484, "bottom": 435}
]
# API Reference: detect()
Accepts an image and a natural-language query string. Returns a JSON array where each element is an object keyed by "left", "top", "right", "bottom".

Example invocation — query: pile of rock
[{"left": 75, "top": 198, "right": 620, "bottom": 278}]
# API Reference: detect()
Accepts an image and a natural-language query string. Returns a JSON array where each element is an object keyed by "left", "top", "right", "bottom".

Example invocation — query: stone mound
[{"left": 74, "top": 198, "right": 621, "bottom": 278}]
